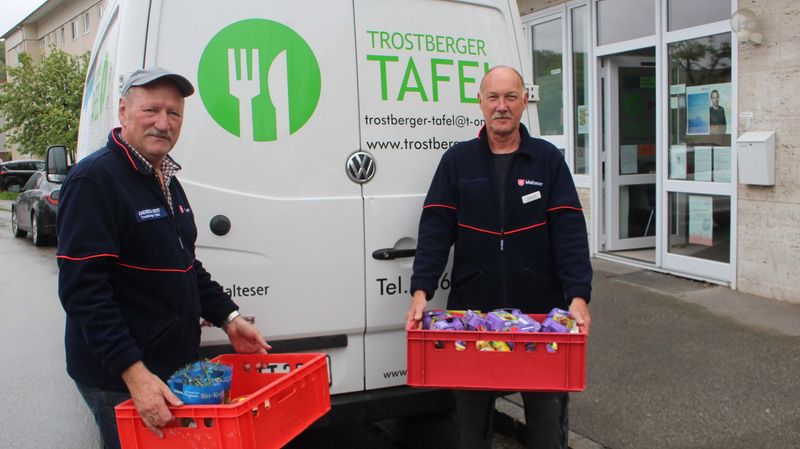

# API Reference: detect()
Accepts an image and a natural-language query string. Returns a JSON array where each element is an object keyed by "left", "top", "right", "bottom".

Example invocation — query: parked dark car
[
  {"left": 0, "top": 159, "right": 45, "bottom": 192},
  {"left": 11, "top": 171, "right": 60, "bottom": 246}
]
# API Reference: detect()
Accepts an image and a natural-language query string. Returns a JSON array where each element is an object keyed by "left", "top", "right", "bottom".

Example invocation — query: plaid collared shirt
[{"left": 118, "top": 134, "right": 182, "bottom": 214}]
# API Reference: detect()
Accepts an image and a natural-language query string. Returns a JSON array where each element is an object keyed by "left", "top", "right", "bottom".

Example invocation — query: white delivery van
[{"left": 75, "top": 0, "right": 537, "bottom": 424}]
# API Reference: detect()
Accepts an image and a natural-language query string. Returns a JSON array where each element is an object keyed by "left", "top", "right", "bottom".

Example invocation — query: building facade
[
  {"left": 517, "top": 0, "right": 800, "bottom": 304},
  {"left": 1, "top": 0, "right": 105, "bottom": 159}
]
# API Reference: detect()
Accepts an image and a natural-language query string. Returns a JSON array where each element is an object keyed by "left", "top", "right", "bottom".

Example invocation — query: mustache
[
  {"left": 492, "top": 114, "right": 512, "bottom": 120},
  {"left": 145, "top": 129, "right": 172, "bottom": 140}
]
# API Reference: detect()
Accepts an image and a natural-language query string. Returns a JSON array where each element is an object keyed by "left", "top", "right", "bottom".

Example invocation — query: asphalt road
[
  {"left": 0, "top": 205, "right": 523, "bottom": 449},
  {"left": 568, "top": 261, "right": 800, "bottom": 449}
]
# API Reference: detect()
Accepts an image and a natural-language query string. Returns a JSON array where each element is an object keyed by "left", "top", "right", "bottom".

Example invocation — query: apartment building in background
[{"left": 1, "top": 0, "right": 105, "bottom": 160}]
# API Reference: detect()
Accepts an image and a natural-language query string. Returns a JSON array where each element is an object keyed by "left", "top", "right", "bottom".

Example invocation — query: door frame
[{"left": 603, "top": 55, "right": 657, "bottom": 251}]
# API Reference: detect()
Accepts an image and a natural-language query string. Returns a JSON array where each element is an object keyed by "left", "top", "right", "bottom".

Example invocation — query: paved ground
[
  {"left": 2, "top": 197, "right": 798, "bottom": 448},
  {"left": 497, "top": 258, "right": 800, "bottom": 449}
]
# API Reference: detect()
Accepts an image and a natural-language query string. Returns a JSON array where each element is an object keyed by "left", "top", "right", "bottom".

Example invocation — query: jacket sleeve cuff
[
  {"left": 107, "top": 345, "right": 144, "bottom": 379},
  {"left": 410, "top": 279, "right": 436, "bottom": 301},
  {"left": 566, "top": 286, "right": 591, "bottom": 305}
]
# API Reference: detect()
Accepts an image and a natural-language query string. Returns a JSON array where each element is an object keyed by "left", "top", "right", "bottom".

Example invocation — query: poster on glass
[{"left": 685, "top": 83, "right": 731, "bottom": 135}]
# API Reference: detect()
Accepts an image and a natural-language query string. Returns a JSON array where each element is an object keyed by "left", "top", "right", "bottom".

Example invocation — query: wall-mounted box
[{"left": 737, "top": 131, "right": 775, "bottom": 186}]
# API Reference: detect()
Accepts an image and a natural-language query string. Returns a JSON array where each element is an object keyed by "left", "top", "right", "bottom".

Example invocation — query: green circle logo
[{"left": 198, "top": 19, "right": 321, "bottom": 141}]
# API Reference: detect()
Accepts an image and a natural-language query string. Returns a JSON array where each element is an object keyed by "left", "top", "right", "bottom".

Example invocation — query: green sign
[{"left": 198, "top": 19, "right": 321, "bottom": 141}]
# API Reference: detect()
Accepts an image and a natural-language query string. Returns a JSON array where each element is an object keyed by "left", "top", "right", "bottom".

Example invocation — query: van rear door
[
  {"left": 146, "top": 0, "right": 366, "bottom": 394},
  {"left": 354, "top": 0, "right": 527, "bottom": 389}
]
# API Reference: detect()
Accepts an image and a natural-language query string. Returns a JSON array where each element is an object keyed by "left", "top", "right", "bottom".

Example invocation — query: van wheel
[
  {"left": 11, "top": 208, "right": 27, "bottom": 238},
  {"left": 31, "top": 211, "right": 47, "bottom": 247}
]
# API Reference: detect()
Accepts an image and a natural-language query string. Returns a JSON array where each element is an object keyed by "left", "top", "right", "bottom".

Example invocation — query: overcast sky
[{"left": 1, "top": 0, "right": 46, "bottom": 38}]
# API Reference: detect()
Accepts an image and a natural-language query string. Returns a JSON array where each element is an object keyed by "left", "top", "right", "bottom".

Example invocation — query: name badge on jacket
[
  {"left": 521, "top": 191, "right": 541, "bottom": 204},
  {"left": 135, "top": 206, "right": 168, "bottom": 222}
]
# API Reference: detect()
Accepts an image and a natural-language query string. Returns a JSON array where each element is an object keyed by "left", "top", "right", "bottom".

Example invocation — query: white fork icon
[{"left": 228, "top": 48, "right": 260, "bottom": 140}]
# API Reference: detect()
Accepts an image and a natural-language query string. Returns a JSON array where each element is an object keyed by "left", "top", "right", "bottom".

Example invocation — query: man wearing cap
[{"left": 57, "top": 67, "right": 270, "bottom": 449}]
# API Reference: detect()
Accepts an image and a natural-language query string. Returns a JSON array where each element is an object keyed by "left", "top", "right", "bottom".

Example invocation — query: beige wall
[
  {"left": 736, "top": 0, "right": 800, "bottom": 304},
  {"left": 35, "top": 0, "right": 103, "bottom": 58}
]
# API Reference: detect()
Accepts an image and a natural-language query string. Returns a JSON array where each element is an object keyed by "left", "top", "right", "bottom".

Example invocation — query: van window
[{"left": 23, "top": 173, "right": 42, "bottom": 191}]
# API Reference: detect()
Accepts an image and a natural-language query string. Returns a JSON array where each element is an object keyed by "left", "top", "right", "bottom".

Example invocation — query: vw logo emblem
[{"left": 346, "top": 151, "right": 376, "bottom": 184}]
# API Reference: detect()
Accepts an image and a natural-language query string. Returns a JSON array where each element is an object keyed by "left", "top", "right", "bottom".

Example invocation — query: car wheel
[
  {"left": 5, "top": 181, "right": 22, "bottom": 192},
  {"left": 11, "top": 208, "right": 27, "bottom": 238},
  {"left": 31, "top": 211, "right": 47, "bottom": 247}
]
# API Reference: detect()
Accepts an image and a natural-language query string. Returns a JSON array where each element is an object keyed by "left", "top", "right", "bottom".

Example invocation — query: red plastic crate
[
  {"left": 407, "top": 314, "right": 586, "bottom": 392},
  {"left": 115, "top": 353, "right": 330, "bottom": 449}
]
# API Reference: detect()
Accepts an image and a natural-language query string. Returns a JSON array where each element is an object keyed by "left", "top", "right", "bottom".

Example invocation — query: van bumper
[{"left": 313, "top": 386, "right": 455, "bottom": 427}]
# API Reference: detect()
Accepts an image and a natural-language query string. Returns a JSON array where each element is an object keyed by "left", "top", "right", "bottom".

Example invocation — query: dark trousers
[
  {"left": 455, "top": 390, "right": 569, "bottom": 449},
  {"left": 76, "top": 382, "right": 131, "bottom": 449}
]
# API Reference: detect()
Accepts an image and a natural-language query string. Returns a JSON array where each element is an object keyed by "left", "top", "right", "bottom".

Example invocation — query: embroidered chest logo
[{"left": 517, "top": 178, "right": 543, "bottom": 187}]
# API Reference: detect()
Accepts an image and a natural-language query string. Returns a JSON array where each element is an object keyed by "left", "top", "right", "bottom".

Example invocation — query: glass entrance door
[
  {"left": 662, "top": 33, "right": 733, "bottom": 281},
  {"left": 604, "top": 54, "right": 657, "bottom": 252}
]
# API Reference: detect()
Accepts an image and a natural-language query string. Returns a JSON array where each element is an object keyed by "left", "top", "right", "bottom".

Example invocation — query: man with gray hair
[
  {"left": 57, "top": 67, "right": 270, "bottom": 449},
  {"left": 406, "top": 66, "right": 593, "bottom": 449}
]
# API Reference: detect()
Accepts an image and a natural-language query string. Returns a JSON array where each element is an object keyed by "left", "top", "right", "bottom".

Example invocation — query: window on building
[
  {"left": 39, "top": 37, "right": 46, "bottom": 48},
  {"left": 60, "top": 27, "right": 65, "bottom": 46},
  {"left": 83, "top": 12, "right": 90, "bottom": 34},
  {"left": 597, "top": 0, "right": 655, "bottom": 46},
  {"left": 668, "top": 0, "right": 730, "bottom": 31},
  {"left": 532, "top": 18, "right": 564, "bottom": 136},
  {"left": 667, "top": 33, "right": 732, "bottom": 263},
  {"left": 71, "top": 21, "right": 78, "bottom": 40},
  {"left": 571, "top": 5, "right": 590, "bottom": 175}
]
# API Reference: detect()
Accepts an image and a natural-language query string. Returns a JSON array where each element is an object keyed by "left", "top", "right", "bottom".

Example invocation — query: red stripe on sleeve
[
  {"left": 547, "top": 205, "right": 582, "bottom": 212},
  {"left": 424, "top": 203, "right": 457, "bottom": 210},
  {"left": 57, "top": 253, "right": 120, "bottom": 261}
]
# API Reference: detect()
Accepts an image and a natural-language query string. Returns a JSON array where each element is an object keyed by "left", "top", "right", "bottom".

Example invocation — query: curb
[{"left": 495, "top": 394, "right": 605, "bottom": 449}]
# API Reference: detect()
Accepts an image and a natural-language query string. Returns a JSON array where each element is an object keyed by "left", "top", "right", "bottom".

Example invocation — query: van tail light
[
  {"left": 0, "top": 170, "right": 7, "bottom": 176},
  {"left": 45, "top": 190, "right": 60, "bottom": 206}
]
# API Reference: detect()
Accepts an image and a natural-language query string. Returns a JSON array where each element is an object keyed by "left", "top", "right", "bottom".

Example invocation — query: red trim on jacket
[
  {"left": 424, "top": 203, "right": 457, "bottom": 210},
  {"left": 548, "top": 205, "right": 582, "bottom": 212},
  {"left": 457, "top": 223, "right": 502, "bottom": 235},
  {"left": 58, "top": 254, "right": 194, "bottom": 273},
  {"left": 458, "top": 220, "right": 548, "bottom": 236},
  {"left": 115, "top": 261, "right": 195, "bottom": 273},
  {"left": 111, "top": 130, "right": 139, "bottom": 172},
  {"left": 504, "top": 220, "right": 548, "bottom": 235},
  {"left": 57, "top": 253, "right": 120, "bottom": 261}
]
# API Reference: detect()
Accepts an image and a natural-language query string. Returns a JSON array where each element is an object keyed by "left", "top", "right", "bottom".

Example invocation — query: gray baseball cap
[{"left": 121, "top": 67, "right": 194, "bottom": 97}]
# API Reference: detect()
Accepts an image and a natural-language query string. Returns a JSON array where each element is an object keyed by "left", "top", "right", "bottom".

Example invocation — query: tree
[
  {"left": 1, "top": 40, "right": 6, "bottom": 82},
  {"left": 0, "top": 48, "right": 89, "bottom": 157}
]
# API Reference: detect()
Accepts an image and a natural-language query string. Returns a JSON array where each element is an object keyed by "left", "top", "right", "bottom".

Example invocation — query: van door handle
[{"left": 372, "top": 248, "right": 416, "bottom": 260}]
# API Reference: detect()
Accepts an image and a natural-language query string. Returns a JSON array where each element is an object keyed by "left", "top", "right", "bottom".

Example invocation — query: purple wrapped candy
[
  {"left": 422, "top": 309, "right": 447, "bottom": 330},
  {"left": 486, "top": 312, "right": 519, "bottom": 332},
  {"left": 547, "top": 308, "right": 572, "bottom": 325},
  {"left": 541, "top": 317, "right": 568, "bottom": 333},
  {"left": 431, "top": 316, "right": 465, "bottom": 331},
  {"left": 492, "top": 308, "right": 523, "bottom": 316},
  {"left": 515, "top": 314, "right": 541, "bottom": 333},
  {"left": 464, "top": 310, "right": 487, "bottom": 331}
]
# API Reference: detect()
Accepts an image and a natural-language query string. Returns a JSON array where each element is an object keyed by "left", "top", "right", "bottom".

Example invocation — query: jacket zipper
[{"left": 154, "top": 174, "right": 185, "bottom": 251}]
